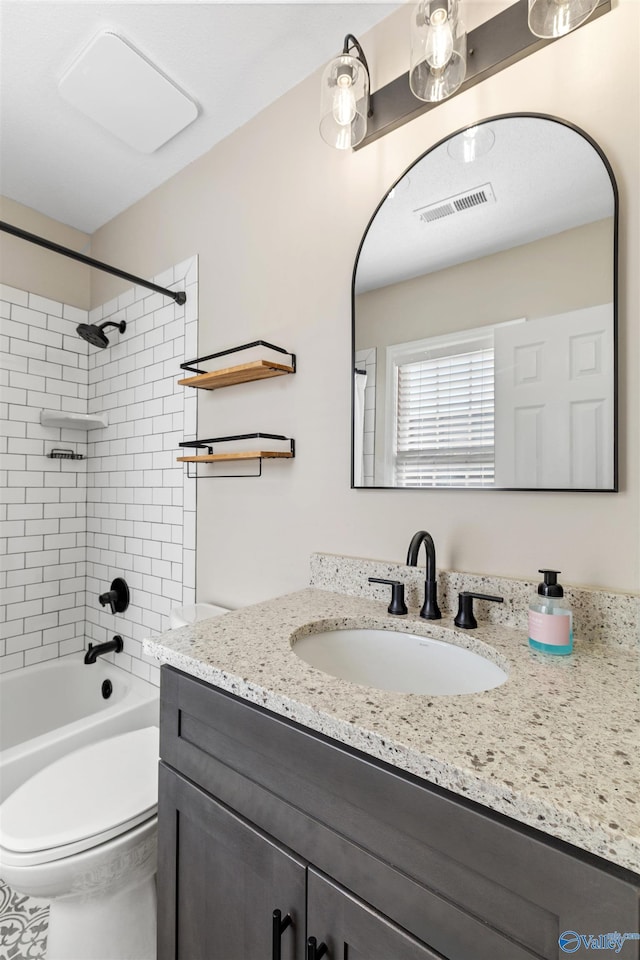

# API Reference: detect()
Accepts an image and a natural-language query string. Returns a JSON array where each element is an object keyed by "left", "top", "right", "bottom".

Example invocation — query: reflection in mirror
[{"left": 352, "top": 115, "right": 617, "bottom": 491}]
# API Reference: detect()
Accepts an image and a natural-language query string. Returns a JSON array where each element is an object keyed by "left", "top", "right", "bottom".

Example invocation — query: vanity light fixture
[
  {"left": 319, "top": 34, "right": 372, "bottom": 149},
  {"left": 527, "top": 0, "right": 599, "bottom": 37},
  {"left": 330, "top": 0, "right": 609, "bottom": 151},
  {"left": 409, "top": 0, "right": 467, "bottom": 103}
]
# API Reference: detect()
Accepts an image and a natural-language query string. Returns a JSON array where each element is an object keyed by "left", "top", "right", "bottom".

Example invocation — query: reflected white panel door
[{"left": 494, "top": 305, "right": 613, "bottom": 488}]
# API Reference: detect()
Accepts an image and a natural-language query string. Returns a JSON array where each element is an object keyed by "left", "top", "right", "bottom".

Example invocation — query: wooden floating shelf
[
  {"left": 178, "top": 360, "right": 294, "bottom": 391},
  {"left": 177, "top": 450, "right": 294, "bottom": 464}
]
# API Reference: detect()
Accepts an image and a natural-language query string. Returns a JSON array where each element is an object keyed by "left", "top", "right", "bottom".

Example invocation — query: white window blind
[{"left": 394, "top": 343, "right": 495, "bottom": 487}]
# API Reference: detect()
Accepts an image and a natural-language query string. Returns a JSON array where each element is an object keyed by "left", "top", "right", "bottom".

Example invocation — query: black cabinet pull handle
[
  {"left": 272, "top": 909, "right": 292, "bottom": 960},
  {"left": 307, "top": 936, "right": 328, "bottom": 959}
]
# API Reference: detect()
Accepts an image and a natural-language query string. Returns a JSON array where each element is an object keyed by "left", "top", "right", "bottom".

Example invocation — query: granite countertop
[{"left": 143, "top": 587, "right": 640, "bottom": 874}]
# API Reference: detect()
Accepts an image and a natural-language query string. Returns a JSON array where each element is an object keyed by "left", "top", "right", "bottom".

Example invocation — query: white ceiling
[
  {"left": 355, "top": 115, "right": 615, "bottom": 292},
  {"left": 0, "top": 1, "right": 401, "bottom": 234}
]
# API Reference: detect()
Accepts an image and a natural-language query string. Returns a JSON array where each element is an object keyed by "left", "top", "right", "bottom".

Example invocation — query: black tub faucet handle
[
  {"left": 368, "top": 577, "right": 408, "bottom": 616},
  {"left": 98, "top": 577, "right": 130, "bottom": 614}
]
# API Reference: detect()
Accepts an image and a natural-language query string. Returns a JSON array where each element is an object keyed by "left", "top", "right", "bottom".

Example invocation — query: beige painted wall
[
  {"left": 89, "top": 1, "right": 640, "bottom": 597},
  {"left": 356, "top": 218, "right": 614, "bottom": 349},
  {"left": 0, "top": 196, "right": 91, "bottom": 308}
]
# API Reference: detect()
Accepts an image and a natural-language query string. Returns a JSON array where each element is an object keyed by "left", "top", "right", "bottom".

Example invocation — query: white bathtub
[{"left": 0, "top": 655, "right": 159, "bottom": 803}]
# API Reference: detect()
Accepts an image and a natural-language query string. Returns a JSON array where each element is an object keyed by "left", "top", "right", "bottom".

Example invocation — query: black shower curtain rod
[{"left": 0, "top": 220, "right": 186, "bottom": 305}]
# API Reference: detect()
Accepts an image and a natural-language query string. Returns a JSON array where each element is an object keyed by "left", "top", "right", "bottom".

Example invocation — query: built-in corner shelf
[
  {"left": 41, "top": 410, "right": 108, "bottom": 431},
  {"left": 177, "top": 434, "right": 295, "bottom": 479},
  {"left": 177, "top": 340, "right": 296, "bottom": 391}
]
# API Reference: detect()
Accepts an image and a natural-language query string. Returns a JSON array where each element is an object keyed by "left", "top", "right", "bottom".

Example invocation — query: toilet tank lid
[
  {"left": 0, "top": 726, "right": 159, "bottom": 855},
  {"left": 168, "top": 602, "right": 230, "bottom": 629}
]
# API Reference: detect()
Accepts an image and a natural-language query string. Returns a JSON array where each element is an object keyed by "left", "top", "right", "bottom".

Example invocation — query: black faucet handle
[
  {"left": 368, "top": 578, "right": 408, "bottom": 616},
  {"left": 454, "top": 591, "right": 504, "bottom": 629},
  {"left": 98, "top": 578, "right": 130, "bottom": 615},
  {"left": 99, "top": 590, "right": 117, "bottom": 614}
]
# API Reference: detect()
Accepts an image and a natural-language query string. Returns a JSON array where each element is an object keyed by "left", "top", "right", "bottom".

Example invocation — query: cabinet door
[
  {"left": 306, "top": 868, "right": 444, "bottom": 960},
  {"left": 158, "top": 763, "right": 307, "bottom": 960}
]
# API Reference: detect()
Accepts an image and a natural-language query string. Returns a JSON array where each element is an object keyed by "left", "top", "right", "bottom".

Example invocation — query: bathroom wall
[
  {"left": 88, "top": 1, "right": 640, "bottom": 598},
  {"left": 355, "top": 219, "right": 614, "bottom": 350},
  {"left": 0, "top": 196, "right": 91, "bottom": 309},
  {"left": 0, "top": 259, "right": 197, "bottom": 677}
]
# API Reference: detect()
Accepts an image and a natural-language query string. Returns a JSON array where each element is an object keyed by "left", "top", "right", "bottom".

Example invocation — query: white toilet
[{"left": 0, "top": 726, "right": 159, "bottom": 960}]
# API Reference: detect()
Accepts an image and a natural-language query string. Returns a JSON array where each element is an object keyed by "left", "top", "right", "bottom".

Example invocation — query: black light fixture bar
[
  {"left": 356, "top": 0, "right": 611, "bottom": 150},
  {"left": 0, "top": 220, "right": 186, "bottom": 305}
]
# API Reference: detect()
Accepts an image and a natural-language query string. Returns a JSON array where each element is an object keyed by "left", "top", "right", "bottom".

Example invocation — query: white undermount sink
[{"left": 292, "top": 628, "right": 507, "bottom": 695}]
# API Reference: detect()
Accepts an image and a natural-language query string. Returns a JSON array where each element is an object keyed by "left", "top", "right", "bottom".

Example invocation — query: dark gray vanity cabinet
[
  {"left": 159, "top": 764, "right": 438, "bottom": 960},
  {"left": 157, "top": 666, "right": 640, "bottom": 960},
  {"left": 158, "top": 764, "right": 306, "bottom": 958}
]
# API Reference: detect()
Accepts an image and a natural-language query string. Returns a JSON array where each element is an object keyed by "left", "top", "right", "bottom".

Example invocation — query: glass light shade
[
  {"left": 447, "top": 124, "right": 495, "bottom": 162},
  {"left": 410, "top": 0, "right": 467, "bottom": 103},
  {"left": 320, "top": 54, "right": 369, "bottom": 149},
  {"left": 528, "top": 0, "right": 598, "bottom": 36}
]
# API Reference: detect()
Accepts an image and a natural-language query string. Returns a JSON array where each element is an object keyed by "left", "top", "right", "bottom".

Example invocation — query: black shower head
[{"left": 76, "top": 320, "right": 126, "bottom": 349}]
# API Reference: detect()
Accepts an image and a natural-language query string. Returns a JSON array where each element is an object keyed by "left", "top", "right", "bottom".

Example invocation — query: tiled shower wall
[
  {"left": 0, "top": 286, "right": 89, "bottom": 673},
  {"left": 0, "top": 259, "right": 197, "bottom": 681},
  {"left": 84, "top": 259, "right": 197, "bottom": 685}
]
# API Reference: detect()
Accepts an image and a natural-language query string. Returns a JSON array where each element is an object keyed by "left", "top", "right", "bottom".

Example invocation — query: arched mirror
[{"left": 352, "top": 114, "right": 617, "bottom": 491}]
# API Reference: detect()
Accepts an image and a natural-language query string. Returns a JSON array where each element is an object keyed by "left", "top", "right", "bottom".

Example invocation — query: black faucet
[
  {"left": 84, "top": 635, "right": 124, "bottom": 664},
  {"left": 406, "top": 530, "right": 441, "bottom": 620}
]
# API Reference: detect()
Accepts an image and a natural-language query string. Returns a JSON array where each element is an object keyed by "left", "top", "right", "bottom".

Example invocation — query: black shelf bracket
[
  {"left": 180, "top": 340, "right": 296, "bottom": 375},
  {"left": 179, "top": 433, "right": 295, "bottom": 480}
]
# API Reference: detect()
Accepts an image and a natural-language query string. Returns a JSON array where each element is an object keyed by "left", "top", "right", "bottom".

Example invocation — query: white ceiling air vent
[
  {"left": 58, "top": 32, "right": 198, "bottom": 153},
  {"left": 414, "top": 183, "right": 496, "bottom": 224}
]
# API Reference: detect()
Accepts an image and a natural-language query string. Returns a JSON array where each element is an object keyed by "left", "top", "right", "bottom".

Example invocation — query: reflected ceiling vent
[
  {"left": 58, "top": 32, "right": 198, "bottom": 153},
  {"left": 414, "top": 183, "right": 496, "bottom": 223}
]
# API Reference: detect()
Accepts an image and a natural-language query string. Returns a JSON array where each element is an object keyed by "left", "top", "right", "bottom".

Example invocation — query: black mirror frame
[{"left": 350, "top": 112, "right": 619, "bottom": 493}]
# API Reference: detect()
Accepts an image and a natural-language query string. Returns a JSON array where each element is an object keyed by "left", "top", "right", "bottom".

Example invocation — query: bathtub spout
[{"left": 84, "top": 635, "right": 124, "bottom": 664}]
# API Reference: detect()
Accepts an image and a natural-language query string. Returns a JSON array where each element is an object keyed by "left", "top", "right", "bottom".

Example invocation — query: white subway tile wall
[{"left": 0, "top": 260, "right": 198, "bottom": 683}]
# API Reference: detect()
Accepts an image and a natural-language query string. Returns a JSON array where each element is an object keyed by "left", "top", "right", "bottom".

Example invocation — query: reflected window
[{"left": 388, "top": 328, "right": 495, "bottom": 487}]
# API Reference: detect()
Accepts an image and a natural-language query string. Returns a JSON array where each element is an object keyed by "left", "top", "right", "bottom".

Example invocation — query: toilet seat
[{"left": 0, "top": 726, "right": 159, "bottom": 867}]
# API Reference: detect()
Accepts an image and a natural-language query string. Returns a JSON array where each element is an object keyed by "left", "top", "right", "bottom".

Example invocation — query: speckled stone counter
[{"left": 144, "top": 588, "right": 640, "bottom": 875}]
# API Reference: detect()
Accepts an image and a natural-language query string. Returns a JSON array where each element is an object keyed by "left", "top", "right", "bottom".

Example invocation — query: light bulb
[
  {"left": 333, "top": 73, "right": 356, "bottom": 127},
  {"left": 425, "top": 7, "right": 454, "bottom": 70},
  {"left": 463, "top": 126, "right": 478, "bottom": 162},
  {"left": 549, "top": 0, "right": 572, "bottom": 34}
]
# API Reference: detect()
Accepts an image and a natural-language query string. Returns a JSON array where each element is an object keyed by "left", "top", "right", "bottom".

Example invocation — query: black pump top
[{"left": 538, "top": 569, "right": 564, "bottom": 597}]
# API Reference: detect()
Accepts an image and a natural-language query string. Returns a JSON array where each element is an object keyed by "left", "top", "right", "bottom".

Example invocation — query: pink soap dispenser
[{"left": 528, "top": 569, "right": 574, "bottom": 656}]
